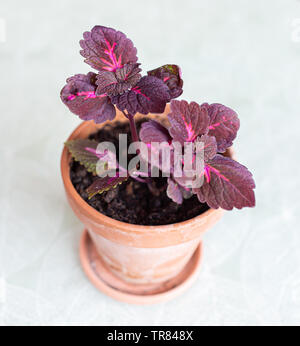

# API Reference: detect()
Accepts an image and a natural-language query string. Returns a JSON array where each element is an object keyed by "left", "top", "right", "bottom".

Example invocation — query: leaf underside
[
  {"left": 86, "top": 174, "right": 129, "bottom": 199},
  {"left": 166, "top": 178, "right": 184, "bottom": 204},
  {"left": 65, "top": 139, "right": 99, "bottom": 175},
  {"left": 147, "top": 64, "right": 183, "bottom": 99},
  {"left": 139, "top": 120, "right": 171, "bottom": 143}
]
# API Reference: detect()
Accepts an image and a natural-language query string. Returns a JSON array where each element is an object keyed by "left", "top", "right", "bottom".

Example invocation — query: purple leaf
[
  {"left": 60, "top": 72, "right": 116, "bottom": 123},
  {"left": 139, "top": 120, "right": 172, "bottom": 174},
  {"left": 194, "top": 154, "right": 255, "bottom": 210},
  {"left": 86, "top": 174, "right": 129, "bottom": 199},
  {"left": 148, "top": 64, "right": 183, "bottom": 99},
  {"left": 202, "top": 103, "right": 240, "bottom": 152},
  {"left": 140, "top": 120, "right": 171, "bottom": 143},
  {"left": 166, "top": 178, "right": 193, "bottom": 204},
  {"left": 195, "top": 135, "right": 217, "bottom": 161},
  {"left": 168, "top": 100, "right": 210, "bottom": 143},
  {"left": 96, "top": 63, "right": 141, "bottom": 96},
  {"left": 167, "top": 178, "right": 184, "bottom": 204},
  {"left": 112, "top": 76, "right": 170, "bottom": 115},
  {"left": 80, "top": 26, "right": 138, "bottom": 72}
]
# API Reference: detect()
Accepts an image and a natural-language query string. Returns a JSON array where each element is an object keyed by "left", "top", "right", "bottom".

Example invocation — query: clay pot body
[{"left": 61, "top": 106, "right": 231, "bottom": 286}]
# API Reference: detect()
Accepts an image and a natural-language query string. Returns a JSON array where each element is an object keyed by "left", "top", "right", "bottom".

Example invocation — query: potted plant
[{"left": 60, "top": 26, "right": 256, "bottom": 304}]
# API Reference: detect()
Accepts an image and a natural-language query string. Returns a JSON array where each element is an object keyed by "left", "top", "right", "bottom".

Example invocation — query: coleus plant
[
  {"left": 140, "top": 100, "right": 255, "bottom": 209},
  {"left": 61, "top": 25, "right": 255, "bottom": 211},
  {"left": 61, "top": 25, "right": 182, "bottom": 125}
]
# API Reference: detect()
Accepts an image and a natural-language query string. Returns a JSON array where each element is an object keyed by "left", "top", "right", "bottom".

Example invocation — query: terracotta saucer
[{"left": 79, "top": 229, "right": 203, "bottom": 305}]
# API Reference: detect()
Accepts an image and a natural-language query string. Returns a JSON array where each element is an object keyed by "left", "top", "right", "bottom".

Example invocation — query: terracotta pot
[{"left": 61, "top": 105, "right": 233, "bottom": 303}]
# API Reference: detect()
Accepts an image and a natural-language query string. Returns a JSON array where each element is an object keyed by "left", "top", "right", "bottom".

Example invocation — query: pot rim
[{"left": 61, "top": 113, "right": 226, "bottom": 234}]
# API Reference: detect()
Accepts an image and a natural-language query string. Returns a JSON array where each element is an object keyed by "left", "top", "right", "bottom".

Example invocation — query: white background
[{"left": 0, "top": 0, "right": 300, "bottom": 325}]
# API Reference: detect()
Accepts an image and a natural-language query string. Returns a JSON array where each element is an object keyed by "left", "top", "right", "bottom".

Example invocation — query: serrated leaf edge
[
  {"left": 87, "top": 176, "right": 129, "bottom": 199},
  {"left": 65, "top": 140, "right": 99, "bottom": 176}
]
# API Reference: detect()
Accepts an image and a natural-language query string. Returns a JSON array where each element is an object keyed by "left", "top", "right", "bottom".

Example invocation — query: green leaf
[
  {"left": 65, "top": 139, "right": 99, "bottom": 175},
  {"left": 86, "top": 174, "right": 129, "bottom": 199}
]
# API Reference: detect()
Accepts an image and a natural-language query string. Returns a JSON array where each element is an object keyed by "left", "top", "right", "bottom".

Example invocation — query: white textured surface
[{"left": 1, "top": 0, "right": 300, "bottom": 326}]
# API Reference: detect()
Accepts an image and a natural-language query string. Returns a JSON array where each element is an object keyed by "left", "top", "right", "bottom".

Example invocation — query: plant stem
[
  {"left": 127, "top": 113, "right": 139, "bottom": 143},
  {"left": 121, "top": 110, "right": 155, "bottom": 187}
]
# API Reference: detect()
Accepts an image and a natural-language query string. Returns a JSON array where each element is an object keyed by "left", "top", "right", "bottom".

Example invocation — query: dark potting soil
[{"left": 69, "top": 121, "right": 209, "bottom": 226}]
